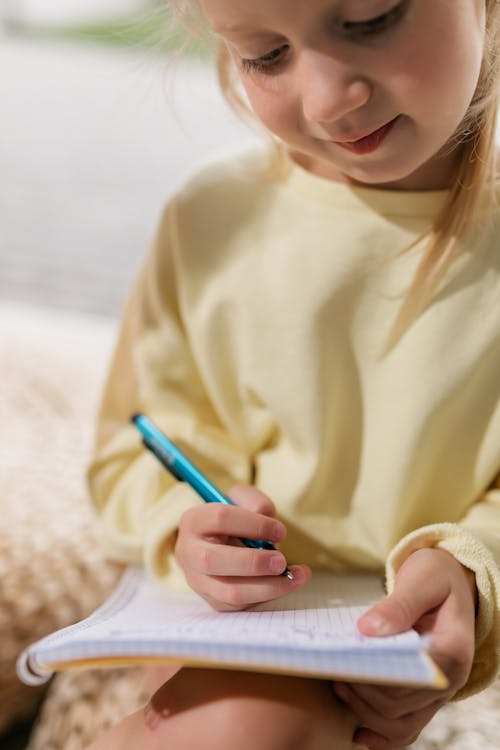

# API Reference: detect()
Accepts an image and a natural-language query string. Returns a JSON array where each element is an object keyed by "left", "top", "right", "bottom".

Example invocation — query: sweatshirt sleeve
[
  {"left": 88, "top": 202, "right": 252, "bottom": 589},
  {"left": 385, "top": 473, "right": 500, "bottom": 698}
]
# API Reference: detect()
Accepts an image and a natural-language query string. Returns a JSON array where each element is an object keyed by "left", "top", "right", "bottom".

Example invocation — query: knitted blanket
[{"left": 1, "top": 302, "right": 498, "bottom": 749}]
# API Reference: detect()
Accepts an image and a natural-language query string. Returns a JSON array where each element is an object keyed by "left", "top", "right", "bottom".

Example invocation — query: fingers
[
  {"left": 334, "top": 682, "right": 444, "bottom": 750},
  {"left": 180, "top": 503, "right": 286, "bottom": 545},
  {"left": 333, "top": 682, "right": 445, "bottom": 720},
  {"left": 357, "top": 548, "right": 452, "bottom": 637},
  {"left": 175, "top": 498, "right": 310, "bottom": 611},
  {"left": 345, "top": 548, "right": 478, "bottom": 749},
  {"left": 189, "top": 539, "right": 289, "bottom": 577},
  {"left": 200, "top": 565, "right": 311, "bottom": 611},
  {"left": 425, "top": 592, "right": 475, "bottom": 691},
  {"left": 226, "top": 484, "right": 277, "bottom": 517},
  {"left": 356, "top": 548, "right": 475, "bottom": 695}
]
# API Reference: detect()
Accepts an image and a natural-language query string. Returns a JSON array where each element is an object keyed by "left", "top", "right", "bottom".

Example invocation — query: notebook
[{"left": 17, "top": 567, "right": 446, "bottom": 689}]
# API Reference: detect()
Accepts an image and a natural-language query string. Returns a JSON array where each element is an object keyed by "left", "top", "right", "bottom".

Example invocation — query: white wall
[
  {"left": 2, "top": 0, "right": 148, "bottom": 26},
  {"left": 0, "top": 37, "right": 259, "bottom": 315}
]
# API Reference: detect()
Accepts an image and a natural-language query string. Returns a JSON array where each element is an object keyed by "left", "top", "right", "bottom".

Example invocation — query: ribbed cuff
[{"left": 386, "top": 523, "right": 500, "bottom": 698}]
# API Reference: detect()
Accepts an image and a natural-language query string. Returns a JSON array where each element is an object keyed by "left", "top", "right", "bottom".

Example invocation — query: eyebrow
[
  {"left": 210, "top": 1, "right": 346, "bottom": 36},
  {"left": 212, "top": 23, "right": 270, "bottom": 36}
]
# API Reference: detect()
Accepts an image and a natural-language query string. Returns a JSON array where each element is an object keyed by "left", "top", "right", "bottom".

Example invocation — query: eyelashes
[
  {"left": 240, "top": 45, "right": 290, "bottom": 75},
  {"left": 342, "top": 1, "right": 406, "bottom": 36},
  {"left": 238, "top": 1, "right": 407, "bottom": 76}
]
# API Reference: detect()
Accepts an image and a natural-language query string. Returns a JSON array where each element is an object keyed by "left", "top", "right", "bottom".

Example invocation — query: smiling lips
[{"left": 332, "top": 116, "right": 399, "bottom": 155}]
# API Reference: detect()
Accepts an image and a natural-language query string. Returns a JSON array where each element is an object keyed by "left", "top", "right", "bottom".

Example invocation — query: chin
[
  {"left": 341, "top": 161, "right": 429, "bottom": 190},
  {"left": 299, "top": 145, "right": 434, "bottom": 190}
]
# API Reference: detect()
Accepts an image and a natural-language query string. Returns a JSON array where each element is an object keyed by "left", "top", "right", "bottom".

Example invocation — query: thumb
[
  {"left": 357, "top": 592, "right": 420, "bottom": 637},
  {"left": 357, "top": 554, "right": 450, "bottom": 637}
]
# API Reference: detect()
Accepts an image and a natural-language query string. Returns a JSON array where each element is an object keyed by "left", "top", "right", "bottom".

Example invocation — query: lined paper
[{"left": 17, "top": 568, "right": 444, "bottom": 689}]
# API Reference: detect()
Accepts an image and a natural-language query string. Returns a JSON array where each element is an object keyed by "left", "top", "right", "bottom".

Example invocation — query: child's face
[{"left": 199, "top": 0, "right": 486, "bottom": 190}]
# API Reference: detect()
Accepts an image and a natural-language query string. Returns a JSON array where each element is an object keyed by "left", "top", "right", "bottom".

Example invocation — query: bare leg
[
  {"left": 141, "top": 665, "right": 182, "bottom": 695},
  {"left": 86, "top": 667, "right": 359, "bottom": 750}
]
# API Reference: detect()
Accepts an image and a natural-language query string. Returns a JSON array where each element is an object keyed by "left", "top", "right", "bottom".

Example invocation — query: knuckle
[
  {"left": 378, "top": 594, "right": 414, "bottom": 631},
  {"left": 196, "top": 582, "right": 244, "bottom": 613},
  {"left": 199, "top": 588, "right": 231, "bottom": 612},
  {"left": 222, "top": 585, "right": 246, "bottom": 609},
  {"left": 257, "top": 517, "right": 275, "bottom": 541},
  {"left": 208, "top": 598, "right": 236, "bottom": 613},
  {"left": 391, "top": 596, "right": 415, "bottom": 625},
  {"left": 250, "top": 551, "right": 270, "bottom": 576},
  {"left": 196, "top": 544, "right": 217, "bottom": 573},
  {"left": 211, "top": 503, "right": 231, "bottom": 528},
  {"left": 227, "top": 484, "right": 253, "bottom": 509},
  {"left": 228, "top": 485, "right": 276, "bottom": 516},
  {"left": 253, "top": 497, "right": 276, "bottom": 517}
]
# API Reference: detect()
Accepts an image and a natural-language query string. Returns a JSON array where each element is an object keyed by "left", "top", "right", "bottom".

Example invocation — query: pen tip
[
  {"left": 286, "top": 570, "right": 295, "bottom": 581},
  {"left": 131, "top": 413, "right": 141, "bottom": 424}
]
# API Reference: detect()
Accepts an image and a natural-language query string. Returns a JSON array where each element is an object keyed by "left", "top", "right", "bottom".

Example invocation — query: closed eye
[
  {"left": 240, "top": 44, "right": 290, "bottom": 74},
  {"left": 343, "top": 2, "right": 406, "bottom": 36}
]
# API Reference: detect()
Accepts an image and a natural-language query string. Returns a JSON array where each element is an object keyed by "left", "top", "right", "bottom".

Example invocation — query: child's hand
[
  {"left": 333, "top": 547, "right": 477, "bottom": 750},
  {"left": 174, "top": 484, "right": 311, "bottom": 611}
]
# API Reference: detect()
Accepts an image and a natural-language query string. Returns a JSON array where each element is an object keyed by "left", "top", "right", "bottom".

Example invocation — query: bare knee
[
  {"left": 86, "top": 668, "right": 357, "bottom": 750},
  {"left": 208, "top": 672, "right": 356, "bottom": 750},
  {"left": 146, "top": 668, "right": 357, "bottom": 750}
]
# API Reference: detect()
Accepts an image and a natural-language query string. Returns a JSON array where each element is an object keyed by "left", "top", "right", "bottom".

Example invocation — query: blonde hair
[
  {"left": 170, "top": 1, "right": 500, "bottom": 347},
  {"left": 386, "top": 0, "right": 500, "bottom": 348}
]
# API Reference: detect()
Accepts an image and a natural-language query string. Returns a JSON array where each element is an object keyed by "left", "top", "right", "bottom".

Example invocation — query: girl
[{"left": 87, "top": 1, "right": 500, "bottom": 748}]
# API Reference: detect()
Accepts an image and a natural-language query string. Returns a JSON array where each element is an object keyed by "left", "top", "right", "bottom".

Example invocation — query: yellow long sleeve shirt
[{"left": 89, "top": 146, "right": 500, "bottom": 696}]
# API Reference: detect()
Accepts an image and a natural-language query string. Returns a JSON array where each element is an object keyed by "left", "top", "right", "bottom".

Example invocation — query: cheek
[
  {"left": 391, "top": 54, "right": 480, "bottom": 137},
  {"left": 243, "top": 79, "right": 297, "bottom": 138},
  {"left": 389, "top": 17, "right": 484, "bottom": 123}
]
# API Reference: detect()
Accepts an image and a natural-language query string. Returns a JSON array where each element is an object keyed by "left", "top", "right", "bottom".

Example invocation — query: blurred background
[
  {"left": 0, "top": 4, "right": 259, "bottom": 748},
  {"left": 1, "top": 1, "right": 499, "bottom": 318},
  {"left": 0, "top": 0, "right": 258, "bottom": 317}
]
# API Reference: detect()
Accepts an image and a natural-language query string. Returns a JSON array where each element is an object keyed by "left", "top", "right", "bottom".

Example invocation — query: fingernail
[
  {"left": 287, "top": 565, "right": 302, "bottom": 583},
  {"left": 269, "top": 555, "right": 286, "bottom": 573},
  {"left": 362, "top": 614, "right": 392, "bottom": 636}
]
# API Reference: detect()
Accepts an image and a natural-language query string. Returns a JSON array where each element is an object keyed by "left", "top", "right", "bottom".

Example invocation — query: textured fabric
[
  {"left": 0, "top": 304, "right": 121, "bottom": 735},
  {"left": 27, "top": 669, "right": 147, "bottom": 750},
  {"left": 88, "top": 145, "right": 500, "bottom": 695}
]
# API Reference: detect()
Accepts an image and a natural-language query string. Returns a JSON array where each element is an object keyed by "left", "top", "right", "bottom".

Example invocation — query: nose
[{"left": 299, "top": 50, "right": 372, "bottom": 125}]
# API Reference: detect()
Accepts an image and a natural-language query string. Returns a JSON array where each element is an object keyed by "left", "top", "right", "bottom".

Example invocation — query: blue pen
[{"left": 132, "top": 413, "right": 293, "bottom": 580}]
